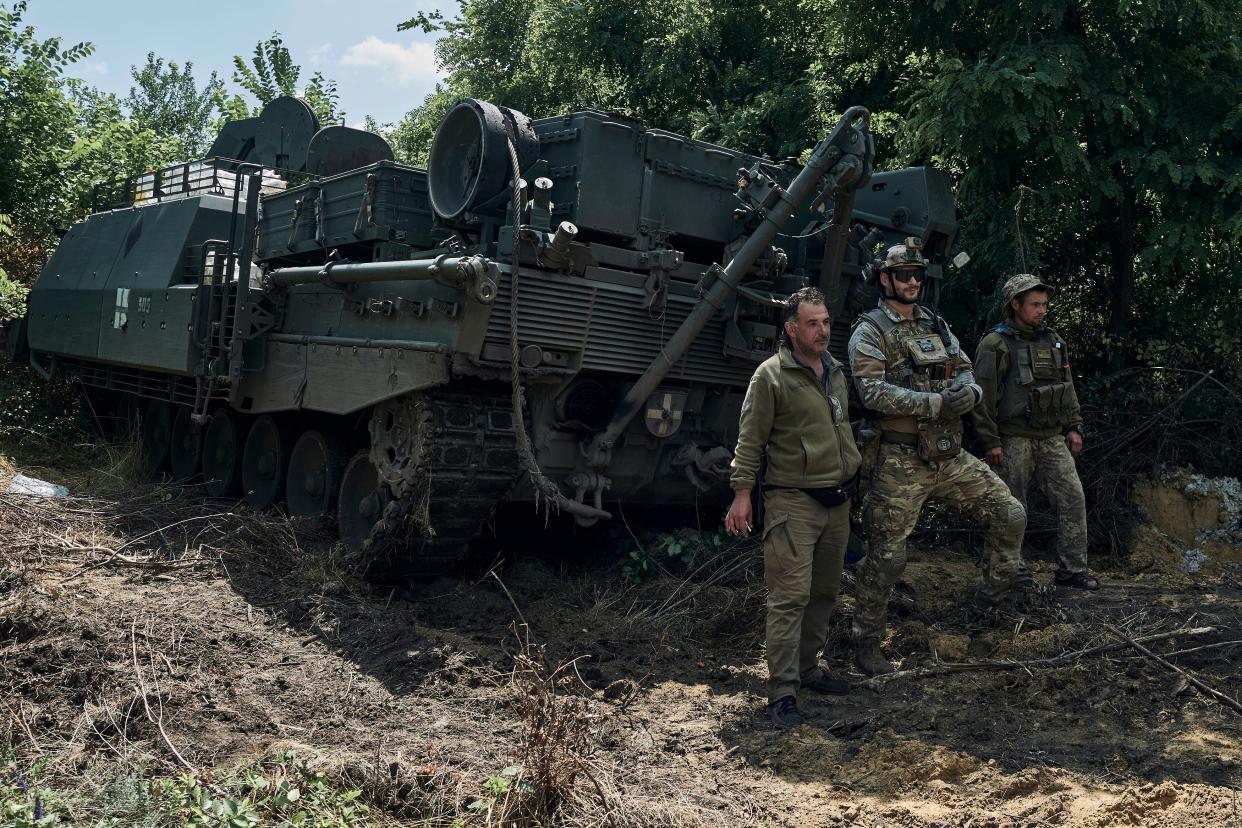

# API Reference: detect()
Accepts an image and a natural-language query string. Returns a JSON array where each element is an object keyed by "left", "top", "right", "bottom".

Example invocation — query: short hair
[
  {"left": 1003, "top": 286, "right": 1052, "bottom": 319},
  {"left": 784, "top": 286, "right": 827, "bottom": 328}
]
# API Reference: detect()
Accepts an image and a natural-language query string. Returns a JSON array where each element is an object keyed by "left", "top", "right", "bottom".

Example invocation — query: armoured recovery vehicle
[{"left": 6, "top": 96, "right": 960, "bottom": 571}]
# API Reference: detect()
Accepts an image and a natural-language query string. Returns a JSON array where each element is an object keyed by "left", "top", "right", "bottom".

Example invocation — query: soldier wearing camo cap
[
  {"left": 847, "top": 240, "right": 1027, "bottom": 676},
  {"left": 973, "top": 274, "right": 1099, "bottom": 591}
]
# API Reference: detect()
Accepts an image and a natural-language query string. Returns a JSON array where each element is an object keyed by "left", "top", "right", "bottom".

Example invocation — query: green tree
[
  {"left": 125, "top": 52, "right": 225, "bottom": 159},
  {"left": 227, "top": 32, "right": 340, "bottom": 124},
  {"left": 0, "top": 3, "right": 185, "bottom": 284},
  {"left": 0, "top": 2, "right": 90, "bottom": 223},
  {"left": 826, "top": 0, "right": 1242, "bottom": 373},
  {"left": 0, "top": 1, "right": 92, "bottom": 282},
  {"left": 393, "top": 0, "right": 832, "bottom": 163},
  {"left": 68, "top": 83, "right": 176, "bottom": 193}
]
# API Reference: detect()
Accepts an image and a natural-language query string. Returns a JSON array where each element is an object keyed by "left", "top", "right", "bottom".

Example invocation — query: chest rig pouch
[
  {"left": 863, "top": 310, "right": 960, "bottom": 465},
  {"left": 900, "top": 333, "right": 962, "bottom": 462},
  {"left": 861, "top": 308, "right": 965, "bottom": 464},
  {"left": 999, "top": 334, "right": 1075, "bottom": 429},
  {"left": 906, "top": 334, "right": 953, "bottom": 379}
]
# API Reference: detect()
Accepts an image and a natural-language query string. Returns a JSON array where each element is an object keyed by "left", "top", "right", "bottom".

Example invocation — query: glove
[{"left": 940, "top": 384, "right": 977, "bottom": 416}]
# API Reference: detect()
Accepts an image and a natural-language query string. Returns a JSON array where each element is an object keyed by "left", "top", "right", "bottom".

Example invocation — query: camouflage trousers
[
  {"left": 853, "top": 443, "right": 1026, "bottom": 641},
  {"left": 762, "top": 489, "right": 850, "bottom": 703},
  {"left": 997, "top": 434, "right": 1088, "bottom": 575}
]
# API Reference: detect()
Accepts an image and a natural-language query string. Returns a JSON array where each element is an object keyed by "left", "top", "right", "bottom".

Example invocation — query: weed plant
[{"left": 1, "top": 744, "right": 370, "bottom": 827}]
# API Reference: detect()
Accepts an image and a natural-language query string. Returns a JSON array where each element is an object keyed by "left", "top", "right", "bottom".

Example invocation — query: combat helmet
[{"left": 878, "top": 237, "right": 928, "bottom": 272}]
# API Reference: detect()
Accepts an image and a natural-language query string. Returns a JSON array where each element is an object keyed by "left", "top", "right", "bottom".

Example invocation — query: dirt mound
[
  {"left": 1133, "top": 470, "right": 1242, "bottom": 577},
  {"left": 848, "top": 730, "right": 982, "bottom": 789}
]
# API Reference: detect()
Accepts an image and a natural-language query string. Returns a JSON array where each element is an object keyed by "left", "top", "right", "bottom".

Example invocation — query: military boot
[
  {"left": 968, "top": 586, "right": 1006, "bottom": 625},
  {"left": 766, "top": 695, "right": 805, "bottom": 730},
  {"left": 853, "top": 638, "right": 895, "bottom": 676}
]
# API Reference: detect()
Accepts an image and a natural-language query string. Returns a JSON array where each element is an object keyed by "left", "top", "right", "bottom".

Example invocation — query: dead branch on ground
[
  {"left": 856, "top": 625, "right": 1218, "bottom": 689},
  {"left": 1105, "top": 624, "right": 1242, "bottom": 716},
  {"left": 129, "top": 618, "right": 197, "bottom": 774}
]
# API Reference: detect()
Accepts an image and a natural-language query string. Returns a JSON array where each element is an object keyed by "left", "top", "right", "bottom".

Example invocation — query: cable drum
[{"left": 427, "top": 98, "right": 538, "bottom": 220}]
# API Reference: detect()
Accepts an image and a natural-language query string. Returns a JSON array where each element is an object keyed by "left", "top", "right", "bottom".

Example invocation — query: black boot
[
  {"left": 803, "top": 670, "right": 850, "bottom": 695},
  {"left": 766, "top": 695, "right": 805, "bottom": 729},
  {"left": 853, "top": 638, "right": 895, "bottom": 676}
]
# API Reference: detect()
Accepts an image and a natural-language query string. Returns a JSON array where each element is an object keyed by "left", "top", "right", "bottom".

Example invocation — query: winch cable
[{"left": 503, "top": 127, "right": 570, "bottom": 517}]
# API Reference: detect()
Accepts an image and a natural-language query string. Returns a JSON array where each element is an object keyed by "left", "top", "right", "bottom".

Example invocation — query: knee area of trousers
[
  {"left": 1064, "top": 485, "right": 1087, "bottom": 511},
  {"left": 768, "top": 585, "right": 813, "bottom": 611},
  {"left": 1000, "top": 501, "right": 1027, "bottom": 533},
  {"left": 869, "top": 548, "right": 907, "bottom": 579}
]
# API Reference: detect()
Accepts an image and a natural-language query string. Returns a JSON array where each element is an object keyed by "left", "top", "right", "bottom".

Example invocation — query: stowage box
[
  {"left": 530, "top": 110, "right": 769, "bottom": 250},
  {"left": 256, "top": 160, "right": 435, "bottom": 262}
]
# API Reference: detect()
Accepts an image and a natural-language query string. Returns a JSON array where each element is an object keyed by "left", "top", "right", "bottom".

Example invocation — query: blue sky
[{"left": 22, "top": 0, "right": 457, "bottom": 126}]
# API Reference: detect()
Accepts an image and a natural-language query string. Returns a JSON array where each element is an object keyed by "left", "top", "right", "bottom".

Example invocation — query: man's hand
[
  {"left": 1066, "top": 430, "right": 1083, "bottom": 455},
  {"left": 940, "top": 384, "right": 977, "bottom": 416},
  {"left": 985, "top": 446, "right": 1004, "bottom": 466},
  {"left": 725, "top": 489, "right": 754, "bottom": 538}
]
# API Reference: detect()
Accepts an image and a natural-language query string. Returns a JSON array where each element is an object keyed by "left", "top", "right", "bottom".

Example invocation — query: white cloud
[
  {"left": 308, "top": 42, "right": 335, "bottom": 67},
  {"left": 350, "top": 121, "right": 367, "bottom": 130},
  {"left": 340, "top": 36, "right": 441, "bottom": 84},
  {"left": 76, "top": 60, "right": 110, "bottom": 78}
]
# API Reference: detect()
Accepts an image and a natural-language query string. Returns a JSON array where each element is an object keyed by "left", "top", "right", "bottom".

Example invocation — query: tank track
[{"left": 352, "top": 388, "right": 521, "bottom": 575}]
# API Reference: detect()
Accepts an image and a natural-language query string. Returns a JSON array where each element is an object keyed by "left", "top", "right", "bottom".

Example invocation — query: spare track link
[{"left": 357, "top": 389, "right": 520, "bottom": 574}]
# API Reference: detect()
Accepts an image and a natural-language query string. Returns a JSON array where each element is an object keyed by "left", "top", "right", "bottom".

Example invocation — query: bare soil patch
[{"left": 1, "top": 461, "right": 1240, "bottom": 826}]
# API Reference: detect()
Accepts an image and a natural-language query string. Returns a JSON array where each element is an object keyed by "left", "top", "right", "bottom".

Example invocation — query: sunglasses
[{"left": 889, "top": 269, "right": 926, "bottom": 284}]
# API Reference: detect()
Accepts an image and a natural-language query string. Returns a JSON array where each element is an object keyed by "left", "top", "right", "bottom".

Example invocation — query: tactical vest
[
  {"left": 856, "top": 306, "right": 963, "bottom": 462},
  {"left": 995, "top": 324, "right": 1076, "bottom": 430}
]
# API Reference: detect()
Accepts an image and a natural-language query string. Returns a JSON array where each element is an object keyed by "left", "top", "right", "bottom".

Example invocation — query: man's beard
[{"left": 882, "top": 282, "right": 917, "bottom": 305}]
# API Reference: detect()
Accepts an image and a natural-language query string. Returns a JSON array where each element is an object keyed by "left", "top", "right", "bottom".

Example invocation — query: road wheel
[
  {"left": 241, "top": 415, "right": 290, "bottom": 510},
  {"left": 337, "top": 451, "right": 388, "bottom": 549},
  {"left": 202, "top": 408, "right": 247, "bottom": 497},
  {"left": 286, "top": 429, "right": 348, "bottom": 518}
]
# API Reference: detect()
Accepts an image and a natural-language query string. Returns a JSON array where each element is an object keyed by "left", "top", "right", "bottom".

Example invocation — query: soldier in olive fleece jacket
[{"left": 726, "top": 287, "right": 861, "bottom": 729}]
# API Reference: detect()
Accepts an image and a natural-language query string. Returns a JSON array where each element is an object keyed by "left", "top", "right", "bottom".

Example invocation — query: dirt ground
[{"left": 2, "top": 452, "right": 1241, "bottom": 827}]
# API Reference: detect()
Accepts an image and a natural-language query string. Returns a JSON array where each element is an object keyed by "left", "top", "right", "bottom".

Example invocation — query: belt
[{"left": 880, "top": 431, "right": 919, "bottom": 446}]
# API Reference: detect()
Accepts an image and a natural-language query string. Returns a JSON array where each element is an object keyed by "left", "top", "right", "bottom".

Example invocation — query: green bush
[
  {"left": 0, "top": 748, "right": 371, "bottom": 827},
  {"left": 623, "top": 527, "right": 729, "bottom": 582},
  {"left": 0, "top": 362, "right": 90, "bottom": 451}
]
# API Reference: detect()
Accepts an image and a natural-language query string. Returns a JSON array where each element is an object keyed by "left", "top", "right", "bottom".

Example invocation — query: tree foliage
[
  {"left": 396, "top": 0, "right": 1242, "bottom": 379},
  {"left": 0, "top": 1, "right": 91, "bottom": 232},
  {"left": 394, "top": 0, "right": 836, "bottom": 163},
  {"left": 0, "top": 9, "right": 344, "bottom": 288},
  {"left": 837, "top": 0, "right": 1242, "bottom": 374},
  {"left": 0, "top": 5, "right": 216, "bottom": 284},
  {"left": 125, "top": 53, "right": 224, "bottom": 159},
  {"left": 228, "top": 32, "right": 340, "bottom": 124}
]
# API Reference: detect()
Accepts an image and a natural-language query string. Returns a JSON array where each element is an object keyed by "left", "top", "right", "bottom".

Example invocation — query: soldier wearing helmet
[
  {"left": 846, "top": 240, "right": 1027, "bottom": 676},
  {"left": 973, "top": 275, "right": 1099, "bottom": 591}
]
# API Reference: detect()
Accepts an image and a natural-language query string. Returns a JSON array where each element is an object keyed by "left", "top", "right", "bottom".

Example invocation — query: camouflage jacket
[
  {"left": 972, "top": 321, "right": 1083, "bottom": 447},
  {"left": 847, "top": 300, "right": 978, "bottom": 432},
  {"left": 730, "top": 344, "right": 861, "bottom": 491}
]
